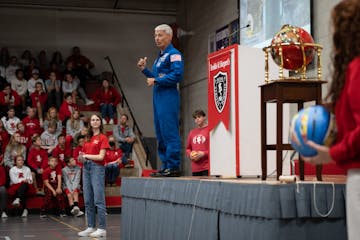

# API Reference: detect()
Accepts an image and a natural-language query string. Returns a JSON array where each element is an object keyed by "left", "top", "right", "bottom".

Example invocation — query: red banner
[{"left": 208, "top": 50, "right": 231, "bottom": 131}]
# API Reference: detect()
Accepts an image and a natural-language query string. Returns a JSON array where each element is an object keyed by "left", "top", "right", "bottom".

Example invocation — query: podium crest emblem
[{"left": 213, "top": 71, "right": 228, "bottom": 113}]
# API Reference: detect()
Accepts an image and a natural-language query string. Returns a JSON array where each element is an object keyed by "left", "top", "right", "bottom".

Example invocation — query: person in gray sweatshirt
[{"left": 62, "top": 156, "right": 83, "bottom": 217}]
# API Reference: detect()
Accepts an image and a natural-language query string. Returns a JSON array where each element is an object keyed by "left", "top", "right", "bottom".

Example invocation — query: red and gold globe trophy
[
  {"left": 260, "top": 25, "right": 326, "bottom": 181},
  {"left": 263, "top": 24, "right": 323, "bottom": 83}
]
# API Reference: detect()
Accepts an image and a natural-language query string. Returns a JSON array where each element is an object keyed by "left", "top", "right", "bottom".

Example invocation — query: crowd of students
[{"left": 0, "top": 46, "right": 133, "bottom": 220}]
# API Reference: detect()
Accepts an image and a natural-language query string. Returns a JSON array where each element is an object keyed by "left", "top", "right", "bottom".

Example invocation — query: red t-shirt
[
  {"left": 16, "top": 130, "right": 31, "bottom": 148},
  {"left": 94, "top": 87, "right": 121, "bottom": 106},
  {"left": 330, "top": 57, "right": 360, "bottom": 170},
  {"left": 30, "top": 91, "right": 48, "bottom": 108},
  {"left": 22, "top": 116, "right": 42, "bottom": 138},
  {"left": 27, "top": 146, "right": 49, "bottom": 170},
  {"left": 0, "top": 90, "right": 21, "bottom": 107},
  {"left": 42, "top": 167, "right": 61, "bottom": 184},
  {"left": 52, "top": 144, "right": 72, "bottom": 169},
  {"left": 0, "top": 166, "right": 5, "bottom": 186},
  {"left": 0, "top": 129, "right": 9, "bottom": 153},
  {"left": 59, "top": 101, "right": 78, "bottom": 122},
  {"left": 186, "top": 126, "right": 210, "bottom": 173},
  {"left": 104, "top": 148, "right": 123, "bottom": 165},
  {"left": 82, "top": 134, "right": 110, "bottom": 166}
]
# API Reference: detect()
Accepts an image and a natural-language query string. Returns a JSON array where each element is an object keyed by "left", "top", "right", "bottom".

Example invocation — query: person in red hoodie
[
  {"left": 16, "top": 122, "right": 31, "bottom": 149},
  {"left": 302, "top": 1, "right": 360, "bottom": 239},
  {"left": 0, "top": 83, "right": 21, "bottom": 117},
  {"left": 22, "top": 107, "right": 42, "bottom": 138},
  {"left": 52, "top": 133, "right": 72, "bottom": 170},
  {"left": 27, "top": 134, "right": 48, "bottom": 194},
  {"left": 94, "top": 79, "right": 121, "bottom": 125},
  {"left": 185, "top": 109, "right": 209, "bottom": 176},
  {"left": 0, "top": 120, "right": 9, "bottom": 154},
  {"left": 104, "top": 135, "right": 122, "bottom": 185},
  {"left": 59, "top": 93, "right": 79, "bottom": 124},
  {"left": 30, "top": 82, "right": 48, "bottom": 124}
]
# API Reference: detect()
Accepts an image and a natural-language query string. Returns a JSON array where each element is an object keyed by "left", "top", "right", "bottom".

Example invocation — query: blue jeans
[
  {"left": 105, "top": 164, "right": 120, "bottom": 183},
  {"left": 100, "top": 104, "right": 115, "bottom": 119},
  {"left": 119, "top": 142, "right": 133, "bottom": 164},
  {"left": 82, "top": 160, "right": 106, "bottom": 229}
]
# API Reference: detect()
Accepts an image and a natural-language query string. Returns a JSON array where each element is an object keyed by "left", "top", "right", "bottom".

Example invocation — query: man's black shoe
[
  {"left": 150, "top": 169, "right": 164, "bottom": 177},
  {"left": 161, "top": 168, "right": 181, "bottom": 177}
]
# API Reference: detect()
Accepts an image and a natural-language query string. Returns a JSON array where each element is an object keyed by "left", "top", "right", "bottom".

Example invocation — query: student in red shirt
[
  {"left": 302, "top": 1, "right": 360, "bottom": 239},
  {"left": 0, "top": 120, "right": 10, "bottom": 154},
  {"left": 16, "top": 122, "right": 31, "bottom": 149},
  {"left": 73, "top": 134, "right": 85, "bottom": 168},
  {"left": 52, "top": 134, "right": 72, "bottom": 169},
  {"left": 40, "top": 156, "right": 66, "bottom": 218},
  {"left": 78, "top": 114, "right": 109, "bottom": 238},
  {"left": 104, "top": 135, "right": 122, "bottom": 185},
  {"left": 0, "top": 83, "right": 21, "bottom": 117},
  {"left": 185, "top": 109, "right": 209, "bottom": 176},
  {"left": 27, "top": 134, "right": 48, "bottom": 194},
  {"left": 30, "top": 82, "right": 48, "bottom": 123},
  {"left": 94, "top": 79, "right": 121, "bottom": 125},
  {"left": 59, "top": 93, "right": 79, "bottom": 123},
  {"left": 22, "top": 107, "right": 42, "bottom": 138}
]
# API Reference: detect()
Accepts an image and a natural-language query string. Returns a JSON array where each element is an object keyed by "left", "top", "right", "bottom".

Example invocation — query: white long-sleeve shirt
[
  {"left": 5, "top": 65, "right": 19, "bottom": 83},
  {"left": 1, "top": 116, "right": 21, "bottom": 135},
  {"left": 11, "top": 78, "right": 28, "bottom": 96},
  {"left": 27, "top": 77, "right": 45, "bottom": 94},
  {"left": 9, "top": 165, "right": 33, "bottom": 185},
  {"left": 62, "top": 78, "right": 80, "bottom": 93}
]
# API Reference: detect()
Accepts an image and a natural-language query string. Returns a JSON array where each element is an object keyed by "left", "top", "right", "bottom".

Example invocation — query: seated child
[
  {"left": 73, "top": 134, "right": 85, "bottom": 168},
  {"left": 40, "top": 156, "right": 66, "bottom": 218},
  {"left": 40, "top": 120, "right": 58, "bottom": 155},
  {"left": 27, "top": 134, "right": 49, "bottom": 194},
  {"left": 104, "top": 135, "right": 122, "bottom": 185},
  {"left": 52, "top": 134, "right": 72, "bottom": 170},
  {"left": 8, "top": 155, "right": 36, "bottom": 218},
  {"left": 62, "top": 157, "right": 83, "bottom": 217}
]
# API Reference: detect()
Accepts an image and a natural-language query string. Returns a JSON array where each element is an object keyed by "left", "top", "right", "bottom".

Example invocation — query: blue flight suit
[{"left": 142, "top": 44, "right": 184, "bottom": 170}]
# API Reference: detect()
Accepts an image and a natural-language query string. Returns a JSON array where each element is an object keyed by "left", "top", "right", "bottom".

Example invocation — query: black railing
[{"left": 104, "top": 56, "right": 151, "bottom": 167}]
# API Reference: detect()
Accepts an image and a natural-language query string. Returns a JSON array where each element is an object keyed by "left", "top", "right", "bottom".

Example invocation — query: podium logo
[{"left": 214, "top": 71, "right": 228, "bottom": 113}]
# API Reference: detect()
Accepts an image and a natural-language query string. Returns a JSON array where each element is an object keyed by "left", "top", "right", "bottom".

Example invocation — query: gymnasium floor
[{"left": 0, "top": 212, "right": 121, "bottom": 240}]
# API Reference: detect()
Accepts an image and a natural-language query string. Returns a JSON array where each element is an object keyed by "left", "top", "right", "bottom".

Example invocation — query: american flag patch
[{"left": 170, "top": 54, "right": 182, "bottom": 62}]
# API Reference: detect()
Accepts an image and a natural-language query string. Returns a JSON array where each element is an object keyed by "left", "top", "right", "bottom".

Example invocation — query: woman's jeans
[{"left": 83, "top": 160, "right": 106, "bottom": 229}]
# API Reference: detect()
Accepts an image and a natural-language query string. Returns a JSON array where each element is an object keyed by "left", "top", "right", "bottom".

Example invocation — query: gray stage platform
[{"left": 121, "top": 177, "right": 347, "bottom": 240}]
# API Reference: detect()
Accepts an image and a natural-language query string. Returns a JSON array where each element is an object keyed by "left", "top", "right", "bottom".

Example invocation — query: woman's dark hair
[{"left": 326, "top": 0, "right": 360, "bottom": 108}]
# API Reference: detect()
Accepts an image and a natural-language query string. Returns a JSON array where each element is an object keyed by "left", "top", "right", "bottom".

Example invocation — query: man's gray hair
[{"left": 155, "top": 24, "right": 173, "bottom": 36}]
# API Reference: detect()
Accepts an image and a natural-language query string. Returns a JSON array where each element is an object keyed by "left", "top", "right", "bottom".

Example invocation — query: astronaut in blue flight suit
[{"left": 137, "top": 24, "right": 184, "bottom": 177}]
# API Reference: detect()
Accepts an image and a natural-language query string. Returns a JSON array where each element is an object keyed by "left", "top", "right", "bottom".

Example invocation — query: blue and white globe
[{"left": 289, "top": 105, "right": 335, "bottom": 157}]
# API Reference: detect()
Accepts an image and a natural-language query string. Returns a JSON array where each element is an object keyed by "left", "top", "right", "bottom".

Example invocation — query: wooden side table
[{"left": 260, "top": 80, "right": 327, "bottom": 180}]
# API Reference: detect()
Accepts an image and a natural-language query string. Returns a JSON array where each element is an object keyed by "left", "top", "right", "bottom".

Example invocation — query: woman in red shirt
[
  {"left": 78, "top": 114, "right": 109, "bottom": 238},
  {"left": 95, "top": 79, "right": 121, "bottom": 125},
  {"left": 303, "top": 1, "right": 360, "bottom": 239}
]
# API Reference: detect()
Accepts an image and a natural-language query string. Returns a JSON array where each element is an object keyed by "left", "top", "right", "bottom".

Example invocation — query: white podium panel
[{"left": 208, "top": 45, "right": 290, "bottom": 177}]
